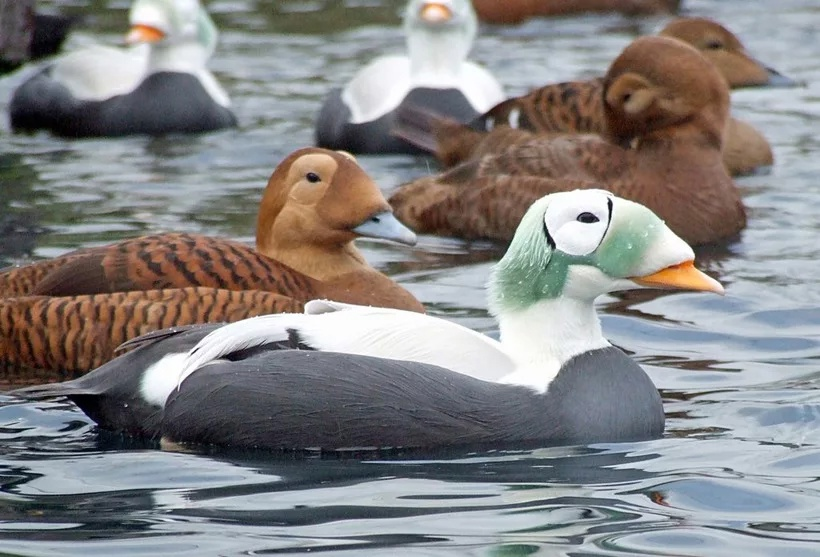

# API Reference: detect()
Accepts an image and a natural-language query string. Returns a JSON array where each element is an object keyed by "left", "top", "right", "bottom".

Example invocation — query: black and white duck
[
  {"left": 9, "top": 0, "right": 236, "bottom": 137},
  {"left": 11, "top": 190, "right": 723, "bottom": 452},
  {"left": 314, "top": 0, "right": 503, "bottom": 155}
]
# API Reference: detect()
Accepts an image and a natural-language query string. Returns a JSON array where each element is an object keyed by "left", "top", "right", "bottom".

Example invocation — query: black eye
[
  {"left": 705, "top": 40, "right": 723, "bottom": 50},
  {"left": 577, "top": 212, "right": 599, "bottom": 224},
  {"left": 622, "top": 92, "right": 632, "bottom": 103},
  {"left": 306, "top": 172, "right": 321, "bottom": 183}
]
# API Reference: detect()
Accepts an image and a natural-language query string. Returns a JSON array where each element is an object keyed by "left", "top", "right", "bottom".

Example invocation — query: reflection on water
[{"left": 1, "top": 0, "right": 820, "bottom": 554}]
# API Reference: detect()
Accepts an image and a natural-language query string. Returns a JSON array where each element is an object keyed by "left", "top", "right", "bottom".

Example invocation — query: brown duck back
[
  {"left": 471, "top": 0, "right": 680, "bottom": 25},
  {"left": 0, "top": 287, "right": 303, "bottom": 378},
  {"left": 22, "top": 233, "right": 318, "bottom": 297}
]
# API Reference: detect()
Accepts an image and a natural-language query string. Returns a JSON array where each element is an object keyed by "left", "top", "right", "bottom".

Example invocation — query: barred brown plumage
[{"left": 0, "top": 288, "right": 302, "bottom": 380}]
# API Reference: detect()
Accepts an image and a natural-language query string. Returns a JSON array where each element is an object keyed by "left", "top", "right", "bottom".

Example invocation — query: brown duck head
[
  {"left": 659, "top": 17, "right": 797, "bottom": 89},
  {"left": 255, "top": 147, "right": 415, "bottom": 279},
  {"left": 602, "top": 36, "right": 730, "bottom": 149}
]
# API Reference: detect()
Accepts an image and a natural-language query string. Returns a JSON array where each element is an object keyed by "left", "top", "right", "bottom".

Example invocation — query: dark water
[{"left": 1, "top": 0, "right": 820, "bottom": 555}]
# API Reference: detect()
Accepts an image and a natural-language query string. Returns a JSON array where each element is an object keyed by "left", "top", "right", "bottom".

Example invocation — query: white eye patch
[{"left": 544, "top": 190, "right": 613, "bottom": 256}]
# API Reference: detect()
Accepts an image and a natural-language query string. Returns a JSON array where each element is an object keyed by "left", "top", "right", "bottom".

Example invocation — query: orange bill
[
  {"left": 125, "top": 24, "right": 166, "bottom": 45},
  {"left": 630, "top": 260, "right": 724, "bottom": 295},
  {"left": 420, "top": 2, "right": 453, "bottom": 23}
]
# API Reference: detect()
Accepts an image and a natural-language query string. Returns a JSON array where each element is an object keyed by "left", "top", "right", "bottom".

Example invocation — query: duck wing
[
  {"left": 27, "top": 233, "right": 317, "bottom": 297},
  {"left": 470, "top": 78, "right": 606, "bottom": 135},
  {"left": 175, "top": 300, "right": 515, "bottom": 387}
]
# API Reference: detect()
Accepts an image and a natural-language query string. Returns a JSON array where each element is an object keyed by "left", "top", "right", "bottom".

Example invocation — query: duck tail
[
  {"left": 392, "top": 104, "right": 485, "bottom": 168},
  {"left": 391, "top": 103, "right": 446, "bottom": 154},
  {"left": 7, "top": 379, "right": 90, "bottom": 400}
]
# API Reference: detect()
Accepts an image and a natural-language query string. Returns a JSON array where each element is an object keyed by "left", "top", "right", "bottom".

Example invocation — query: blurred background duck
[
  {"left": 0, "top": 148, "right": 422, "bottom": 379},
  {"left": 438, "top": 17, "right": 797, "bottom": 176},
  {"left": 471, "top": 0, "right": 681, "bottom": 25},
  {"left": 315, "top": 0, "right": 504, "bottom": 155},
  {"left": 390, "top": 36, "right": 746, "bottom": 247},
  {"left": 9, "top": 190, "right": 725, "bottom": 450},
  {"left": 8, "top": 0, "right": 236, "bottom": 137},
  {"left": 0, "top": 6, "right": 77, "bottom": 75}
]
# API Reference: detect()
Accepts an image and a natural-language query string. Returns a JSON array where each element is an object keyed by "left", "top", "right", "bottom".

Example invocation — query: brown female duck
[
  {"left": 414, "top": 17, "right": 794, "bottom": 175},
  {"left": 389, "top": 36, "right": 746, "bottom": 247},
  {"left": 471, "top": 0, "right": 680, "bottom": 25},
  {"left": 0, "top": 148, "right": 423, "bottom": 377}
]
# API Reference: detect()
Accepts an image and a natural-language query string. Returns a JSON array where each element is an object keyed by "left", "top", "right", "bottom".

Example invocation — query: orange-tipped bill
[
  {"left": 125, "top": 24, "right": 165, "bottom": 45},
  {"left": 420, "top": 2, "right": 453, "bottom": 23},
  {"left": 631, "top": 260, "right": 724, "bottom": 295}
]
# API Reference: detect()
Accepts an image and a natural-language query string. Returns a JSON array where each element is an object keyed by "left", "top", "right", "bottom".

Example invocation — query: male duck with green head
[{"left": 12, "top": 190, "right": 723, "bottom": 450}]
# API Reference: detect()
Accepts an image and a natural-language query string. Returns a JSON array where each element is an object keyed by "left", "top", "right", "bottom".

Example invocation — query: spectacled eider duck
[
  {"left": 314, "top": 0, "right": 504, "bottom": 155},
  {"left": 10, "top": 190, "right": 724, "bottom": 451},
  {"left": 9, "top": 0, "right": 236, "bottom": 137}
]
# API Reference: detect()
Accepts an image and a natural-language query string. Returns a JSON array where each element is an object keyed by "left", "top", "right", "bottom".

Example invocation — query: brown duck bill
[{"left": 630, "top": 260, "right": 725, "bottom": 295}]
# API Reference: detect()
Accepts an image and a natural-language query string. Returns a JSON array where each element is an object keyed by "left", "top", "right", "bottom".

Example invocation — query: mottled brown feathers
[
  {"left": 475, "top": 79, "right": 605, "bottom": 138},
  {"left": 390, "top": 36, "right": 746, "bottom": 247},
  {"left": 390, "top": 173, "right": 595, "bottom": 242}
]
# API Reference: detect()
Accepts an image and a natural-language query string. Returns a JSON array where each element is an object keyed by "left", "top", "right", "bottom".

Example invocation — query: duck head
[
  {"left": 602, "top": 36, "right": 730, "bottom": 148},
  {"left": 126, "top": 0, "right": 218, "bottom": 61},
  {"left": 488, "top": 189, "right": 723, "bottom": 390},
  {"left": 660, "top": 17, "right": 797, "bottom": 89},
  {"left": 256, "top": 148, "right": 416, "bottom": 276},
  {"left": 404, "top": 0, "right": 478, "bottom": 79}
]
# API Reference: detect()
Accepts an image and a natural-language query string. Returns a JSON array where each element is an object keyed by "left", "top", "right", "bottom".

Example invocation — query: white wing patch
[
  {"left": 141, "top": 352, "right": 190, "bottom": 406},
  {"left": 51, "top": 45, "right": 148, "bottom": 101},
  {"left": 340, "top": 55, "right": 504, "bottom": 124},
  {"left": 177, "top": 301, "right": 516, "bottom": 387},
  {"left": 343, "top": 57, "right": 412, "bottom": 123},
  {"left": 507, "top": 108, "right": 521, "bottom": 129}
]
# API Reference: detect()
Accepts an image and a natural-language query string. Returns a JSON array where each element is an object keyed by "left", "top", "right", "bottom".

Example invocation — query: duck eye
[
  {"left": 306, "top": 172, "right": 321, "bottom": 183},
  {"left": 576, "top": 212, "right": 599, "bottom": 224},
  {"left": 622, "top": 92, "right": 632, "bottom": 104},
  {"left": 705, "top": 40, "right": 723, "bottom": 50}
]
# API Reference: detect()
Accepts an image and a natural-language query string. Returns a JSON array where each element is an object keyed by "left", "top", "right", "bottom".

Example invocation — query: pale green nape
[
  {"left": 594, "top": 200, "right": 667, "bottom": 278},
  {"left": 488, "top": 197, "right": 568, "bottom": 315},
  {"left": 197, "top": 4, "right": 218, "bottom": 50},
  {"left": 488, "top": 195, "right": 668, "bottom": 315}
]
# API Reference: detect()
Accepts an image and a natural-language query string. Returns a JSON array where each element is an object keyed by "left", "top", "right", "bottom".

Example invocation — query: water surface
[{"left": 1, "top": 0, "right": 820, "bottom": 555}]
